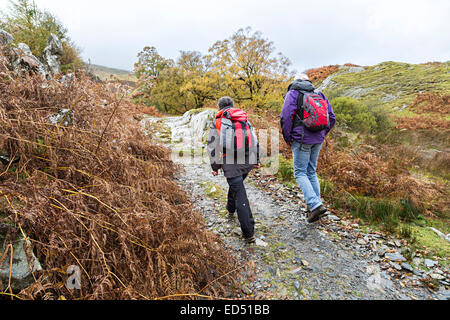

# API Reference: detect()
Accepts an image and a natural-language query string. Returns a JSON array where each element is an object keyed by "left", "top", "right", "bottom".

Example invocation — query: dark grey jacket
[{"left": 207, "top": 107, "right": 259, "bottom": 179}]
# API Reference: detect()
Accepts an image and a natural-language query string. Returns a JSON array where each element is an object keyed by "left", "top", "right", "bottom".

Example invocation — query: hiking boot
[
  {"left": 226, "top": 210, "right": 235, "bottom": 219},
  {"left": 307, "top": 205, "right": 328, "bottom": 223},
  {"left": 244, "top": 236, "right": 256, "bottom": 244}
]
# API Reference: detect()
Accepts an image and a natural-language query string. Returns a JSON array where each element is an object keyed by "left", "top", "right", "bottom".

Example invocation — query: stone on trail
[
  {"left": 17, "top": 43, "right": 33, "bottom": 56},
  {"left": 430, "top": 273, "right": 445, "bottom": 281},
  {"left": 232, "top": 228, "right": 241, "bottom": 237},
  {"left": 255, "top": 238, "right": 268, "bottom": 247},
  {"left": 401, "top": 263, "right": 414, "bottom": 273},
  {"left": 357, "top": 238, "right": 367, "bottom": 245},
  {"left": 366, "top": 265, "right": 394, "bottom": 294},
  {"left": 327, "top": 214, "right": 340, "bottom": 221},
  {"left": 385, "top": 252, "right": 407, "bottom": 262},
  {"left": 389, "top": 261, "right": 402, "bottom": 271},
  {"left": 424, "top": 259, "right": 438, "bottom": 268}
]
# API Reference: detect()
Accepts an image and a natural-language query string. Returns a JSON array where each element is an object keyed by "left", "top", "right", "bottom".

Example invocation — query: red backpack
[
  {"left": 294, "top": 90, "right": 330, "bottom": 132},
  {"left": 214, "top": 108, "right": 257, "bottom": 164}
]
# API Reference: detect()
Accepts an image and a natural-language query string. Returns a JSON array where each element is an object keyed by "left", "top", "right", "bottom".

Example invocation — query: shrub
[
  {"left": 60, "top": 41, "right": 84, "bottom": 73},
  {"left": 331, "top": 97, "right": 377, "bottom": 133}
]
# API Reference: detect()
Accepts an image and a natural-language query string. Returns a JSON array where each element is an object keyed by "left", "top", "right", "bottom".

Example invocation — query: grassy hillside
[
  {"left": 86, "top": 63, "right": 137, "bottom": 83},
  {"left": 318, "top": 61, "right": 450, "bottom": 111},
  {"left": 316, "top": 61, "right": 450, "bottom": 155}
]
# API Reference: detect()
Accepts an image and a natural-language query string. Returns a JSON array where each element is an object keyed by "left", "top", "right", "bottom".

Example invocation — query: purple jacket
[{"left": 280, "top": 80, "right": 336, "bottom": 145}]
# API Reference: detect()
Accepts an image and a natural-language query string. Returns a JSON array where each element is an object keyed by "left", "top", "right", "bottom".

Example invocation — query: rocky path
[{"left": 142, "top": 112, "right": 449, "bottom": 300}]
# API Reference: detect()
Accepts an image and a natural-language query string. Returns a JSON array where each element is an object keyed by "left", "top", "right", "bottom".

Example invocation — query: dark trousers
[{"left": 226, "top": 174, "right": 255, "bottom": 239}]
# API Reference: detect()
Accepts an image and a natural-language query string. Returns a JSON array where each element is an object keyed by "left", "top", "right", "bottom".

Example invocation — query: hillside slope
[
  {"left": 85, "top": 63, "right": 137, "bottom": 83},
  {"left": 317, "top": 61, "right": 450, "bottom": 111}
]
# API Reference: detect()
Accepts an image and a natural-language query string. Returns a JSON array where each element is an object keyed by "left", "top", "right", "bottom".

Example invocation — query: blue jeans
[{"left": 291, "top": 141, "right": 323, "bottom": 211}]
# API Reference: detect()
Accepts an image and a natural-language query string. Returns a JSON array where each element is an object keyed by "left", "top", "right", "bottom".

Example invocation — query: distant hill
[{"left": 85, "top": 63, "right": 137, "bottom": 83}]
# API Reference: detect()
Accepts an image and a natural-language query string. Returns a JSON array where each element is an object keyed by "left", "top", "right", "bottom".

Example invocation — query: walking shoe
[
  {"left": 244, "top": 236, "right": 256, "bottom": 244},
  {"left": 307, "top": 205, "right": 328, "bottom": 223},
  {"left": 226, "top": 210, "right": 235, "bottom": 219},
  {"left": 0, "top": 155, "right": 20, "bottom": 165}
]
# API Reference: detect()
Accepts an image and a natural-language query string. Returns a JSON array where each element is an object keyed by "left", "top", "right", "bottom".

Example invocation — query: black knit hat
[{"left": 218, "top": 96, "right": 234, "bottom": 110}]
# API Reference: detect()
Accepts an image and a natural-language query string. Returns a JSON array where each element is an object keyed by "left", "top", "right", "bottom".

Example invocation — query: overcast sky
[{"left": 1, "top": 0, "right": 449, "bottom": 72}]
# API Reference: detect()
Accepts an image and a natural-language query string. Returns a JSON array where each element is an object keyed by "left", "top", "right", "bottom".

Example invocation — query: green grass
[
  {"left": 408, "top": 225, "right": 450, "bottom": 262},
  {"left": 276, "top": 155, "right": 295, "bottom": 184},
  {"left": 321, "top": 61, "right": 450, "bottom": 110},
  {"left": 200, "top": 181, "right": 225, "bottom": 199}
]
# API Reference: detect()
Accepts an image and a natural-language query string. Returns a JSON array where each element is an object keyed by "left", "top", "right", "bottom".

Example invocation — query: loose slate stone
[
  {"left": 385, "top": 253, "right": 407, "bottom": 262},
  {"left": 401, "top": 263, "right": 414, "bottom": 273}
]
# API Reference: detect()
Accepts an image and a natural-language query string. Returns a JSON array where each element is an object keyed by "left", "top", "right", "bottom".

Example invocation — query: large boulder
[
  {"left": 0, "top": 29, "right": 13, "bottom": 46},
  {"left": 0, "top": 235, "right": 42, "bottom": 292},
  {"left": 40, "top": 33, "right": 63, "bottom": 77},
  {"left": 12, "top": 43, "right": 47, "bottom": 77}
]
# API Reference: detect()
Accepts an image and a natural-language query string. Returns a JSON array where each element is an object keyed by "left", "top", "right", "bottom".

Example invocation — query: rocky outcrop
[
  {"left": 12, "top": 42, "right": 47, "bottom": 77},
  {"left": 0, "top": 29, "right": 62, "bottom": 79},
  {"left": 168, "top": 109, "right": 216, "bottom": 146},
  {"left": 40, "top": 33, "right": 63, "bottom": 77}
]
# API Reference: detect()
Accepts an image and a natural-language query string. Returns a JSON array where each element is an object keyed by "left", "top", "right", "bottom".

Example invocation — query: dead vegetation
[
  {"left": 395, "top": 116, "right": 450, "bottom": 131},
  {"left": 306, "top": 65, "right": 340, "bottom": 83},
  {"left": 408, "top": 92, "right": 450, "bottom": 115},
  {"left": 395, "top": 92, "right": 450, "bottom": 131},
  {"left": 318, "top": 140, "right": 449, "bottom": 217},
  {"left": 0, "top": 51, "right": 242, "bottom": 299}
]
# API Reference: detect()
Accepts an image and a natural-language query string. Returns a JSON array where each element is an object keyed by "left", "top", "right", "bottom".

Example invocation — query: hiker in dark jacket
[
  {"left": 207, "top": 96, "right": 260, "bottom": 244},
  {"left": 280, "top": 73, "right": 336, "bottom": 223}
]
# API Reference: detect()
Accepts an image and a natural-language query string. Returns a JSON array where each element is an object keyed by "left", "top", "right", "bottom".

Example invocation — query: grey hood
[{"left": 287, "top": 80, "right": 316, "bottom": 92}]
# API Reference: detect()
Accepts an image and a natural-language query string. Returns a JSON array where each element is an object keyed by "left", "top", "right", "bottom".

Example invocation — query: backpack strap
[
  {"left": 292, "top": 89, "right": 313, "bottom": 144},
  {"left": 293, "top": 89, "right": 309, "bottom": 126}
]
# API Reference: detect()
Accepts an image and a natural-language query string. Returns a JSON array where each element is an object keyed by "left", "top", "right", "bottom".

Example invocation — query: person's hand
[
  {"left": 212, "top": 171, "right": 219, "bottom": 176},
  {"left": 253, "top": 163, "right": 261, "bottom": 169},
  {"left": 286, "top": 141, "right": 292, "bottom": 147}
]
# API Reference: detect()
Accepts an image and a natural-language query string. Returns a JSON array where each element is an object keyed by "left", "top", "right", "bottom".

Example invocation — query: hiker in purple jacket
[{"left": 280, "top": 73, "right": 336, "bottom": 223}]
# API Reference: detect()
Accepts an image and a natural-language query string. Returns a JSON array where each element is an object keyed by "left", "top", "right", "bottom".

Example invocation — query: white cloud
[{"left": 1, "top": 0, "right": 449, "bottom": 71}]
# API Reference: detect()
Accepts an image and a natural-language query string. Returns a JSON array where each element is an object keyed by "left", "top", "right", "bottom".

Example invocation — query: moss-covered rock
[{"left": 201, "top": 181, "right": 225, "bottom": 199}]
